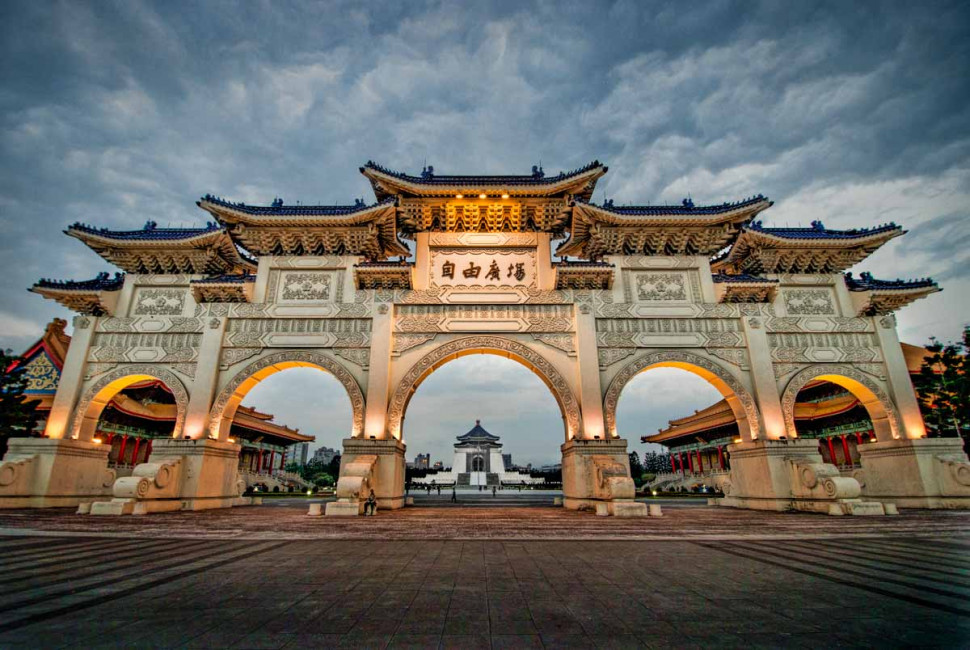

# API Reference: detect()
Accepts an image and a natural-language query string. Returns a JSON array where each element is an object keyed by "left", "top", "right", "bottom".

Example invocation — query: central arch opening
[
  {"left": 606, "top": 353, "right": 756, "bottom": 496},
  {"left": 400, "top": 352, "right": 566, "bottom": 505}
]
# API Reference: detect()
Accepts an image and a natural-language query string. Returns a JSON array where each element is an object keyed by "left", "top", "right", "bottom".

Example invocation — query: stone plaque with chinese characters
[{"left": 430, "top": 249, "right": 536, "bottom": 289}]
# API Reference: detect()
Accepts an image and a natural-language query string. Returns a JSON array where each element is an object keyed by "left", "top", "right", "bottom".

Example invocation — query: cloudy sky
[{"left": 2, "top": 1, "right": 967, "bottom": 464}]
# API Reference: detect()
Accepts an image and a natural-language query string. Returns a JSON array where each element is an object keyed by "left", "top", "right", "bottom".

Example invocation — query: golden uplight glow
[
  {"left": 455, "top": 194, "right": 463, "bottom": 199},
  {"left": 478, "top": 193, "right": 487, "bottom": 199},
  {"left": 501, "top": 193, "right": 510, "bottom": 199}
]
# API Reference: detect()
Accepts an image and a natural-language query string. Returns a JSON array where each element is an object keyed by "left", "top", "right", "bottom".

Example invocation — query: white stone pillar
[
  {"left": 874, "top": 315, "right": 926, "bottom": 439},
  {"left": 574, "top": 304, "right": 603, "bottom": 440},
  {"left": 44, "top": 315, "right": 98, "bottom": 440},
  {"left": 741, "top": 315, "right": 785, "bottom": 440},
  {"left": 364, "top": 302, "right": 394, "bottom": 439},
  {"left": 185, "top": 315, "right": 228, "bottom": 440}
]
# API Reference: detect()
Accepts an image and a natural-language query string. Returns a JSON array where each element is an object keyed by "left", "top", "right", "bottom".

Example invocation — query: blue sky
[{"left": 2, "top": 1, "right": 967, "bottom": 464}]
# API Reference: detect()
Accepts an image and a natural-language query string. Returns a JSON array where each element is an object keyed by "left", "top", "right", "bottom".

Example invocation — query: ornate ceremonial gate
[{"left": 4, "top": 161, "right": 968, "bottom": 515}]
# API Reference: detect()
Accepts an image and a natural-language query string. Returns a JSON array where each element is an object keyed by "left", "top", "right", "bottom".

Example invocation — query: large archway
[
  {"left": 603, "top": 350, "right": 761, "bottom": 442},
  {"left": 781, "top": 364, "right": 901, "bottom": 442},
  {"left": 70, "top": 365, "right": 189, "bottom": 442},
  {"left": 208, "top": 351, "right": 365, "bottom": 440},
  {"left": 386, "top": 336, "right": 582, "bottom": 441}
]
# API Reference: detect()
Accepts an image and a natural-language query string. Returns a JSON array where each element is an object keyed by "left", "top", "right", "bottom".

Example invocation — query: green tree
[
  {"left": 629, "top": 451, "right": 643, "bottom": 484},
  {"left": 0, "top": 350, "right": 39, "bottom": 457},
  {"left": 914, "top": 327, "right": 968, "bottom": 440},
  {"left": 312, "top": 472, "right": 334, "bottom": 487}
]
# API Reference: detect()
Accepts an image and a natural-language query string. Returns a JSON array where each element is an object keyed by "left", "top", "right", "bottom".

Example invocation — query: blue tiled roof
[
  {"left": 362, "top": 160, "right": 605, "bottom": 185},
  {"left": 191, "top": 273, "right": 256, "bottom": 285},
  {"left": 747, "top": 220, "right": 901, "bottom": 240},
  {"left": 586, "top": 194, "right": 770, "bottom": 216},
  {"left": 69, "top": 220, "right": 224, "bottom": 240},
  {"left": 844, "top": 272, "right": 938, "bottom": 291},
  {"left": 712, "top": 273, "right": 778, "bottom": 284},
  {"left": 457, "top": 421, "right": 500, "bottom": 442},
  {"left": 200, "top": 195, "right": 396, "bottom": 216},
  {"left": 34, "top": 272, "right": 125, "bottom": 292}
]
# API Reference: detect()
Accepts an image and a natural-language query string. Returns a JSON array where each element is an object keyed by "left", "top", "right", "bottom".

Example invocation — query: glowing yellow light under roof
[
  {"left": 455, "top": 194, "right": 463, "bottom": 199},
  {"left": 479, "top": 193, "right": 487, "bottom": 199},
  {"left": 501, "top": 193, "right": 510, "bottom": 199}
]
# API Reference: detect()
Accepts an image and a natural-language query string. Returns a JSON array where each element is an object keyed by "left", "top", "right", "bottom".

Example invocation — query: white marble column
[
  {"left": 874, "top": 315, "right": 926, "bottom": 439},
  {"left": 741, "top": 315, "right": 785, "bottom": 440},
  {"left": 364, "top": 302, "right": 394, "bottom": 439},
  {"left": 185, "top": 315, "right": 227, "bottom": 440},
  {"left": 43, "top": 315, "right": 98, "bottom": 440},
  {"left": 575, "top": 304, "right": 604, "bottom": 440}
]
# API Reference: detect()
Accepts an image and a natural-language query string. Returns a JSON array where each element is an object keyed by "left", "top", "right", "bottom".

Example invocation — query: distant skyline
[{"left": 2, "top": 2, "right": 967, "bottom": 466}]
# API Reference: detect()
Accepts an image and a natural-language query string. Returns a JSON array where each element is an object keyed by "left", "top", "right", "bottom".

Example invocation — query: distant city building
[
  {"left": 413, "top": 421, "right": 542, "bottom": 487},
  {"left": 537, "top": 463, "right": 561, "bottom": 472},
  {"left": 502, "top": 453, "right": 512, "bottom": 471},
  {"left": 432, "top": 461, "right": 444, "bottom": 470},
  {"left": 313, "top": 446, "right": 339, "bottom": 465},
  {"left": 414, "top": 453, "right": 430, "bottom": 469},
  {"left": 285, "top": 442, "right": 309, "bottom": 467}
]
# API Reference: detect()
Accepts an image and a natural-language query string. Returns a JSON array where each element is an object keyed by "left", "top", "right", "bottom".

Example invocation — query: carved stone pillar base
[
  {"left": 717, "top": 439, "right": 886, "bottom": 516},
  {"left": 858, "top": 438, "right": 970, "bottom": 509},
  {"left": 91, "top": 438, "right": 244, "bottom": 516},
  {"left": 0, "top": 438, "right": 114, "bottom": 509},
  {"left": 326, "top": 438, "right": 405, "bottom": 516},
  {"left": 561, "top": 438, "right": 647, "bottom": 517}
]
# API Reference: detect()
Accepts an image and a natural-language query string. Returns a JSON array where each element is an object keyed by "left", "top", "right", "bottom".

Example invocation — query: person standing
[
  {"left": 492, "top": 485, "right": 497, "bottom": 497},
  {"left": 451, "top": 486, "right": 457, "bottom": 503}
]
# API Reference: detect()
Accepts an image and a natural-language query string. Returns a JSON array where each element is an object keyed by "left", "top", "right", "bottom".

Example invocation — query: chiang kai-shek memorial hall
[{"left": 3, "top": 160, "right": 968, "bottom": 517}]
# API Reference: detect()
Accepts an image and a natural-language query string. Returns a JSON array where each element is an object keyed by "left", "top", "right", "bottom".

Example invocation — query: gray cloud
[{"left": 2, "top": 0, "right": 968, "bottom": 462}]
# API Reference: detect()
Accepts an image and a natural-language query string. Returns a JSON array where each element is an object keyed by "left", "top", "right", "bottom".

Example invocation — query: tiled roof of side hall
[
  {"left": 578, "top": 195, "right": 770, "bottom": 215},
  {"left": 361, "top": 160, "right": 606, "bottom": 185},
  {"left": 844, "top": 272, "right": 938, "bottom": 291},
  {"left": 746, "top": 220, "right": 902, "bottom": 239},
  {"left": 198, "top": 195, "right": 396, "bottom": 216},
  {"left": 68, "top": 220, "right": 224, "bottom": 240},
  {"left": 711, "top": 273, "right": 778, "bottom": 284},
  {"left": 33, "top": 272, "right": 125, "bottom": 292},
  {"left": 191, "top": 273, "right": 256, "bottom": 284}
]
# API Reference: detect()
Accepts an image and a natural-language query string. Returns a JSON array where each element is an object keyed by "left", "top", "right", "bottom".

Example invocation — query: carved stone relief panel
[
  {"left": 88, "top": 332, "right": 202, "bottom": 363},
  {"left": 595, "top": 318, "right": 743, "bottom": 348},
  {"left": 395, "top": 305, "right": 573, "bottom": 333},
  {"left": 782, "top": 288, "right": 836, "bottom": 316},
  {"left": 532, "top": 333, "right": 577, "bottom": 356},
  {"left": 275, "top": 271, "right": 335, "bottom": 303},
  {"left": 224, "top": 318, "right": 371, "bottom": 347},
  {"left": 131, "top": 288, "right": 187, "bottom": 317},
  {"left": 429, "top": 233, "right": 538, "bottom": 247}
]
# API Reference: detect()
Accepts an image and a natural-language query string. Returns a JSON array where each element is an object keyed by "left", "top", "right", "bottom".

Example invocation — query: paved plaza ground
[{"left": 0, "top": 500, "right": 967, "bottom": 649}]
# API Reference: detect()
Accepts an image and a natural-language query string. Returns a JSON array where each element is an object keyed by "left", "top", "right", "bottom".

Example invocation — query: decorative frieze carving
[
  {"left": 532, "top": 333, "right": 576, "bottom": 356},
  {"left": 598, "top": 348, "right": 634, "bottom": 369},
  {"left": 772, "top": 363, "right": 809, "bottom": 379},
  {"left": 334, "top": 348, "right": 370, "bottom": 369},
  {"left": 783, "top": 289, "right": 836, "bottom": 315},
  {"left": 88, "top": 332, "right": 202, "bottom": 363},
  {"left": 209, "top": 350, "right": 365, "bottom": 438},
  {"left": 220, "top": 347, "right": 262, "bottom": 369},
  {"left": 386, "top": 336, "right": 582, "bottom": 440},
  {"left": 170, "top": 363, "right": 197, "bottom": 379},
  {"left": 429, "top": 232, "right": 538, "bottom": 247},
  {"left": 82, "top": 362, "right": 120, "bottom": 381},
  {"left": 132, "top": 288, "right": 186, "bottom": 316},
  {"left": 706, "top": 348, "right": 750, "bottom": 370},
  {"left": 595, "top": 318, "right": 744, "bottom": 348},
  {"left": 765, "top": 316, "right": 870, "bottom": 332},
  {"left": 392, "top": 333, "right": 437, "bottom": 355},
  {"left": 96, "top": 317, "right": 204, "bottom": 333},
  {"left": 224, "top": 318, "right": 371, "bottom": 348},
  {"left": 395, "top": 305, "right": 574, "bottom": 333},
  {"left": 603, "top": 351, "right": 760, "bottom": 440}
]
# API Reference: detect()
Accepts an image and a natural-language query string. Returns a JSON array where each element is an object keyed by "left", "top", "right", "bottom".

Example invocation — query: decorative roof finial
[
  {"left": 143, "top": 220, "right": 157, "bottom": 231},
  {"left": 476, "top": 419, "right": 480, "bottom": 425},
  {"left": 271, "top": 197, "right": 283, "bottom": 208},
  {"left": 811, "top": 220, "right": 824, "bottom": 231},
  {"left": 682, "top": 197, "right": 694, "bottom": 209}
]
